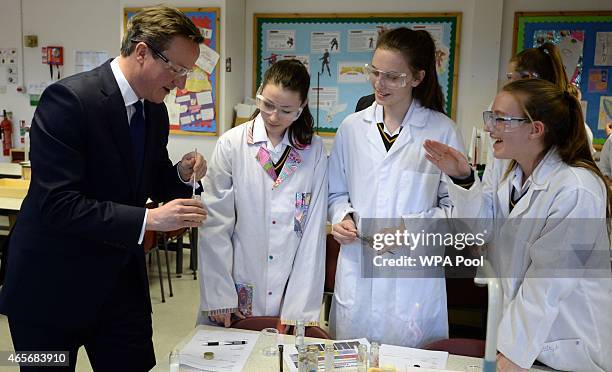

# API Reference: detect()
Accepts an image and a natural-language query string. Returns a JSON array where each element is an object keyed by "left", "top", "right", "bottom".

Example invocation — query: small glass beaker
[{"left": 260, "top": 327, "right": 280, "bottom": 357}]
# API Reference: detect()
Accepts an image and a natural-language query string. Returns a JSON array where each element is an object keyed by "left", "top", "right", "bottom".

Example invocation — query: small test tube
[
  {"left": 192, "top": 148, "right": 198, "bottom": 198},
  {"left": 306, "top": 345, "right": 319, "bottom": 372},
  {"left": 297, "top": 345, "right": 308, "bottom": 372},
  {"left": 369, "top": 342, "right": 380, "bottom": 368},
  {"left": 295, "top": 320, "right": 305, "bottom": 348},
  {"left": 357, "top": 344, "right": 368, "bottom": 372},
  {"left": 324, "top": 342, "right": 334, "bottom": 371}
]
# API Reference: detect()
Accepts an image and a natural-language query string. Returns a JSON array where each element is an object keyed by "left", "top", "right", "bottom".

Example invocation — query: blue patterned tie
[{"left": 130, "top": 101, "right": 145, "bottom": 178}]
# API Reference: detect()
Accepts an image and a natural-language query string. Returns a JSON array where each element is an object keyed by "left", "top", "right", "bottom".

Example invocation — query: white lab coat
[
  {"left": 328, "top": 101, "right": 465, "bottom": 347},
  {"left": 448, "top": 150, "right": 612, "bottom": 371},
  {"left": 198, "top": 116, "right": 327, "bottom": 325}
]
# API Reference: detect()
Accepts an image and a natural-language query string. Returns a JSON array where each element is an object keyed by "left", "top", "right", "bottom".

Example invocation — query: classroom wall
[
  {"left": 0, "top": 0, "right": 610, "bottom": 165},
  {"left": 0, "top": 0, "right": 121, "bottom": 162},
  {"left": 244, "top": 0, "right": 504, "bottom": 145},
  {"left": 0, "top": 0, "right": 242, "bottom": 163}
]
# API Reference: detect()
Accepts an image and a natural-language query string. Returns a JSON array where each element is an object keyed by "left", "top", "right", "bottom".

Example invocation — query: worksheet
[{"left": 177, "top": 329, "right": 259, "bottom": 372}]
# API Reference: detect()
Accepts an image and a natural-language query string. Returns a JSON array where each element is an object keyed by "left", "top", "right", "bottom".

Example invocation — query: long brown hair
[
  {"left": 375, "top": 27, "right": 445, "bottom": 114},
  {"left": 510, "top": 42, "right": 568, "bottom": 91},
  {"left": 502, "top": 79, "right": 611, "bottom": 222},
  {"left": 251, "top": 59, "right": 314, "bottom": 148}
]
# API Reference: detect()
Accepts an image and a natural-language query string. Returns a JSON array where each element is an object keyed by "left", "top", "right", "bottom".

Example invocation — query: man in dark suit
[
  {"left": 355, "top": 93, "right": 375, "bottom": 112},
  {"left": 0, "top": 6, "right": 207, "bottom": 371}
]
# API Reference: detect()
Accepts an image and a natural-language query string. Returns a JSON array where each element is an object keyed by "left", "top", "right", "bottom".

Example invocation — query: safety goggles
[
  {"left": 256, "top": 95, "right": 303, "bottom": 120},
  {"left": 132, "top": 39, "right": 193, "bottom": 77},
  {"left": 482, "top": 110, "right": 532, "bottom": 133},
  {"left": 364, "top": 64, "right": 408, "bottom": 89}
]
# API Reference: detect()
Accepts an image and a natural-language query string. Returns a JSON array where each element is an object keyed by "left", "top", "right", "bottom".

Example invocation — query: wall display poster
[
  {"left": 125, "top": 8, "right": 220, "bottom": 136},
  {"left": 254, "top": 13, "right": 461, "bottom": 135},
  {"left": 514, "top": 12, "right": 612, "bottom": 145}
]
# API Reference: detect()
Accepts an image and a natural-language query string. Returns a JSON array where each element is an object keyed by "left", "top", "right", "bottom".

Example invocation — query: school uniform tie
[
  {"left": 509, "top": 185, "right": 527, "bottom": 212},
  {"left": 377, "top": 122, "right": 402, "bottom": 151},
  {"left": 131, "top": 101, "right": 145, "bottom": 178}
]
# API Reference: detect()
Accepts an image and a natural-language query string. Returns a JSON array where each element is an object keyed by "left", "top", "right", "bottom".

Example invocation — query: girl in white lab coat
[
  {"left": 484, "top": 43, "right": 582, "bottom": 166},
  {"left": 328, "top": 27, "right": 465, "bottom": 347},
  {"left": 424, "top": 79, "right": 612, "bottom": 371},
  {"left": 198, "top": 60, "right": 327, "bottom": 329}
]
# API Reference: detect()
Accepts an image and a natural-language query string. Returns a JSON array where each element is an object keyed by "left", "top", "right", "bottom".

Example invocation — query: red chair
[
  {"left": 158, "top": 227, "right": 188, "bottom": 278},
  {"left": 323, "top": 234, "right": 341, "bottom": 328},
  {"left": 143, "top": 229, "right": 171, "bottom": 303},
  {"left": 424, "top": 338, "right": 486, "bottom": 358},
  {"left": 325, "top": 234, "right": 340, "bottom": 293},
  {"left": 144, "top": 201, "right": 176, "bottom": 303},
  {"left": 230, "top": 316, "right": 331, "bottom": 339}
]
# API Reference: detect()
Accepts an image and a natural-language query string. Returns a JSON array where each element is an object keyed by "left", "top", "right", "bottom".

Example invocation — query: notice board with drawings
[
  {"left": 253, "top": 13, "right": 461, "bottom": 136},
  {"left": 124, "top": 7, "right": 220, "bottom": 136},
  {"left": 514, "top": 12, "right": 612, "bottom": 146}
]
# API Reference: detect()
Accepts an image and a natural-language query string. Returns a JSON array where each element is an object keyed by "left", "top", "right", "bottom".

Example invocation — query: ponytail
[
  {"left": 511, "top": 42, "right": 569, "bottom": 90},
  {"left": 538, "top": 43, "right": 568, "bottom": 91}
]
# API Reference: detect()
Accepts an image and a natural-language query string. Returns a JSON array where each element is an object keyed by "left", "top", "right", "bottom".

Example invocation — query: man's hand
[
  {"left": 210, "top": 311, "right": 246, "bottom": 328},
  {"left": 146, "top": 198, "right": 207, "bottom": 231},
  {"left": 178, "top": 151, "right": 207, "bottom": 183},
  {"left": 331, "top": 215, "right": 358, "bottom": 245}
]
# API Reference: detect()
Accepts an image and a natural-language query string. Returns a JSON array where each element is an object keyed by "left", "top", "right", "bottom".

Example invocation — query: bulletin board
[
  {"left": 124, "top": 7, "right": 220, "bottom": 136},
  {"left": 254, "top": 13, "right": 461, "bottom": 135},
  {"left": 513, "top": 12, "right": 612, "bottom": 146}
]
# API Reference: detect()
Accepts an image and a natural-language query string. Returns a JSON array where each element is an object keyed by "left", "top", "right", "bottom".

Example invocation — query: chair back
[
  {"left": 143, "top": 230, "right": 157, "bottom": 253},
  {"left": 143, "top": 200, "right": 159, "bottom": 253},
  {"left": 231, "top": 316, "right": 331, "bottom": 339},
  {"left": 231, "top": 316, "right": 278, "bottom": 331},
  {"left": 325, "top": 234, "right": 340, "bottom": 292},
  {"left": 424, "top": 338, "right": 486, "bottom": 358}
]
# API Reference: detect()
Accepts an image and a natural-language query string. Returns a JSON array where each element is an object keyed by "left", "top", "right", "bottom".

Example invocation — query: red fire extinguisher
[{"left": 1, "top": 110, "right": 13, "bottom": 156}]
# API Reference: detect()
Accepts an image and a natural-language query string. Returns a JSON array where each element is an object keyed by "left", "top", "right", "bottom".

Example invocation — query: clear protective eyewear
[
  {"left": 255, "top": 95, "right": 303, "bottom": 120},
  {"left": 364, "top": 64, "right": 408, "bottom": 89},
  {"left": 505, "top": 70, "right": 540, "bottom": 81},
  {"left": 132, "top": 39, "right": 193, "bottom": 77},
  {"left": 482, "top": 110, "right": 532, "bottom": 133}
]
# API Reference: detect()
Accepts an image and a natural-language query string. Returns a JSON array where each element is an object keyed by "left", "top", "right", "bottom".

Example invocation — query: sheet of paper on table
[
  {"left": 178, "top": 329, "right": 259, "bottom": 372},
  {"left": 380, "top": 344, "right": 449, "bottom": 370},
  {"left": 282, "top": 338, "right": 370, "bottom": 372}
]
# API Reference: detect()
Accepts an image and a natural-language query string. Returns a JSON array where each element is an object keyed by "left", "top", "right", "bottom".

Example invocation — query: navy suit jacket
[{"left": 0, "top": 60, "right": 190, "bottom": 329}]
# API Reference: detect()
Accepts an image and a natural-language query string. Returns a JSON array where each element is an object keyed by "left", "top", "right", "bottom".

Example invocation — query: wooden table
[
  {"left": 0, "top": 179, "right": 28, "bottom": 234},
  {"left": 0, "top": 162, "right": 22, "bottom": 179}
]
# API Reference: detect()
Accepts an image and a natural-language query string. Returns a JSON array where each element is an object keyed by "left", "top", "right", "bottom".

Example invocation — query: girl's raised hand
[{"left": 423, "top": 139, "right": 471, "bottom": 178}]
